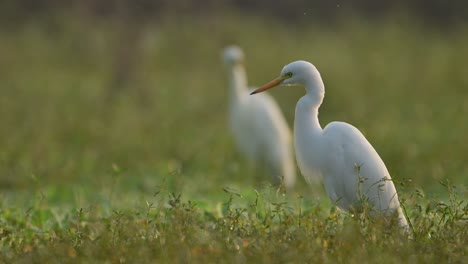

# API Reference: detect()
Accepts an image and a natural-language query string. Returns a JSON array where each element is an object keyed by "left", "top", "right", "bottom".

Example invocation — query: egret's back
[{"left": 321, "top": 122, "right": 407, "bottom": 225}]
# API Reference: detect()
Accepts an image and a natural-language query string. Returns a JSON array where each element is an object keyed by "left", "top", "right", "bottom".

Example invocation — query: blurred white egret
[
  {"left": 222, "top": 46, "right": 296, "bottom": 190},
  {"left": 251, "top": 60, "right": 409, "bottom": 228}
]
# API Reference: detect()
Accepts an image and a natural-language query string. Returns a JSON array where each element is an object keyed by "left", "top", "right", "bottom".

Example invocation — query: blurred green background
[
  {"left": 0, "top": 1, "right": 467, "bottom": 262},
  {"left": 0, "top": 0, "right": 467, "bottom": 209}
]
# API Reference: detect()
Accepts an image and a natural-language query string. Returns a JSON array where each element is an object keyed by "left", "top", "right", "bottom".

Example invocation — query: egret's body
[
  {"left": 223, "top": 46, "right": 296, "bottom": 189},
  {"left": 252, "top": 61, "right": 408, "bottom": 228}
]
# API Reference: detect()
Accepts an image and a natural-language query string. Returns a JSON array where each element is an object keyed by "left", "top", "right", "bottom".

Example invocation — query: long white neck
[
  {"left": 295, "top": 93, "right": 323, "bottom": 136},
  {"left": 295, "top": 77, "right": 325, "bottom": 134},
  {"left": 293, "top": 79, "right": 326, "bottom": 174},
  {"left": 294, "top": 75, "right": 326, "bottom": 160},
  {"left": 228, "top": 64, "right": 248, "bottom": 104}
]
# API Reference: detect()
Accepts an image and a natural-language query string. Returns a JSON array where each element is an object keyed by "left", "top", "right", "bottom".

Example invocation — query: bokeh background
[{"left": 1, "top": 0, "right": 467, "bottom": 208}]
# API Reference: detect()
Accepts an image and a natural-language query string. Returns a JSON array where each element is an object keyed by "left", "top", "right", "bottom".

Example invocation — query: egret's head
[
  {"left": 222, "top": 45, "right": 244, "bottom": 66},
  {"left": 250, "top": 60, "right": 322, "bottom": 95}
]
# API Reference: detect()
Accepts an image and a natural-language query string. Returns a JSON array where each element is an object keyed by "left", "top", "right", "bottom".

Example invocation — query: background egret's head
[{"left": 222, "top": 45, "right": 245, "bottom": 66}]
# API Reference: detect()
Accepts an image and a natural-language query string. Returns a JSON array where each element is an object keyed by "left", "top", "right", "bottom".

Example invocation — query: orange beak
[{"left": 250, "top": 77, "right": 284, "bottom": 95}]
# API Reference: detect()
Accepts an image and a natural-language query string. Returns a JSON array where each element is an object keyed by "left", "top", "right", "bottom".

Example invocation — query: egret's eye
[{"left": 285, "top": 72, "right": 293, "bottom": 78}]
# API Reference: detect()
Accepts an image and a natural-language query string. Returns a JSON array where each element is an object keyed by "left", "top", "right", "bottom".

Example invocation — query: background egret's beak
[{"left": 250, "top": 77, "right": 283, "bottom": 95}]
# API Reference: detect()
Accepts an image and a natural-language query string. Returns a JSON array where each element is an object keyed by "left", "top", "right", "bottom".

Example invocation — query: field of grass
[{"left": 0, "top": 11, "right": 467, "bottom": 262}]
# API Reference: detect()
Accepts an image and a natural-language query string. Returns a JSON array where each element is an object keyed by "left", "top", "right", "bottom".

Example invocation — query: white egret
[
  {"left": 251, "top": 61, "right": 409, "bottom": 228},
  {"left": 222, "top": 46, "right": 296, "bottom": 190}
]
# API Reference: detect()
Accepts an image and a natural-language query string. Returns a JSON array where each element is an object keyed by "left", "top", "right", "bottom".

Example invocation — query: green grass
[{"left": 0, "top": 12, "right": 467, "bottom": 262}]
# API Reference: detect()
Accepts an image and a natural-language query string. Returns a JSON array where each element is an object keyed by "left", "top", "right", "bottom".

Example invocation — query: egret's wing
[{"left": 322, "top": 122, "right": 400, "bottom": 212}]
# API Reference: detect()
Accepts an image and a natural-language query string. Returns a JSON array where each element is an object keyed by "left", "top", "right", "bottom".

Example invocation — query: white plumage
[
  {"left": 251, "top": 60, "right": 408, "bottom": 228},
  {"left": 222, "top": 46, "right": 296, "bottom": 190}
]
